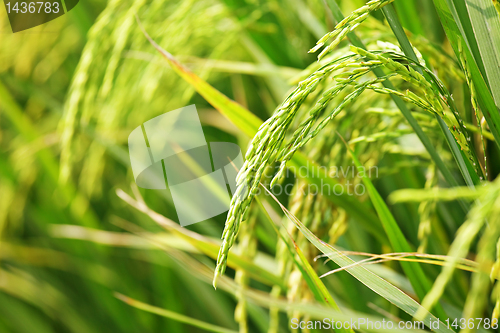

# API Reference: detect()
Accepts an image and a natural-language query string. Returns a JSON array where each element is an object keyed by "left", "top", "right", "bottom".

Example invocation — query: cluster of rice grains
[
  {"left": 214, "top": 0, "right": 404, "bottom": 286},
  {"left": 457, "top": 40, "right": 488, "bottom": 179},
  {"left": 215, "top": 31, "right": 480, "bottom": 290}
]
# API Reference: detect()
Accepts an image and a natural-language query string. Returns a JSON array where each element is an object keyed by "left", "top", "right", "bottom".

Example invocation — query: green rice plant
[
  {"left": 214, "top": 8, "right": 487, "bottom": 285},
  {"left": 2, "top": 0, "right": 500, "bottom": 332}
]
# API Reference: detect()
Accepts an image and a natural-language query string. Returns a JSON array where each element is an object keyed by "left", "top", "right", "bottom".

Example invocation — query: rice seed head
[{"left": 309, "top": 0, "right": 395, "bottom": 59}]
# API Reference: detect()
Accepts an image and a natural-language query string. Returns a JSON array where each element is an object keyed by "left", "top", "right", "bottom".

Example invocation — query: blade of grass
[
  {"left": 319, "top": 251, "right": 478, "bottom": 276},
  {"left": 293, "top": 0, "right": 327, "bottom": 39},
  {"left": 136, "top": 15, "right": 386, "bottom": 242},
  {"left": 115, "top": 293, "right": 238, "bottom": 333},
  {"left": 389, "top": 186, "right": 482, "bottom": 203},
  {"left": 338, "top": 133, "right": 449, "bottom": 321},
  {"left": 393, "top": 0, "right": 424, "bottom": 36},
  {"left": 445, "top": 0, "right": 485, "bottom": 78},
  {"left": 459, "top": 0, "right": 500, "bottom": 121}
]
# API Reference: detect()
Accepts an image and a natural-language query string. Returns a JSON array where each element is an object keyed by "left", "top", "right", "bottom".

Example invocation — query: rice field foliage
[{"left": 1, "top": 0, "right": 500, "bottom": 332}]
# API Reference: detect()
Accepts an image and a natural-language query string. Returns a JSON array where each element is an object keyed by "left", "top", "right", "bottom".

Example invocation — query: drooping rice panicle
[
  {"left": 214, "top": 56, "right": 356, "bottom": 286},
  {"left": 273, "top": 47, "right": 482, "bottom": 185},
  {"left": 351, "top": 47, "right": 483, "bottom": 177},
  {"left": 458, "top": 40, "right": 488, "bottom": 180},
  {"left": 309, "top": 0, "right": 395, "bottom": 59},
  {"left": 215, "top": 41, "right": 483, "bottom": 286}
]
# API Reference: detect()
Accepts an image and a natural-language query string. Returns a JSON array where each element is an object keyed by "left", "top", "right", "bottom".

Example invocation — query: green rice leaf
[
  {"left": 339, "top": 134, "right": 448, "bottom": 320},
  {"left": 461, "top": 0, "right": 500, "bottom": 96},
  {"left": 255, "top": 198, "right": 352, "bottom": 333},
  {"left": 115, "top": 293, "right": 238, "bottom": 333},
  {"left": 432, "top": 0, "right": 500, "bottom": 149},
  {"left": 261, "top": 186, "right": 454, "bottom": 333}
]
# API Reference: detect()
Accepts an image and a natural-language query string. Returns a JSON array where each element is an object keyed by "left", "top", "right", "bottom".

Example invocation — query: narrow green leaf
[
  {"left": 262, "top": 187, "right": 454, "bottom": 333},
  {"left": 255, "top": 198, "right": 353, "bottom": 333},
  {"left": 115, "top": 293, "right": 238, "bottom": 333},
  {"left": 382, "top": 3, "right": 478, "bottom": 187},
  {"left": 461, "top": 0, "right": 500, "bottom": 116},
  {"left": 393, "top": 0, "right": 424, "bottom": 36},
  {"left": 432, "top": 0, "right": 500, "bottom": 149}
]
